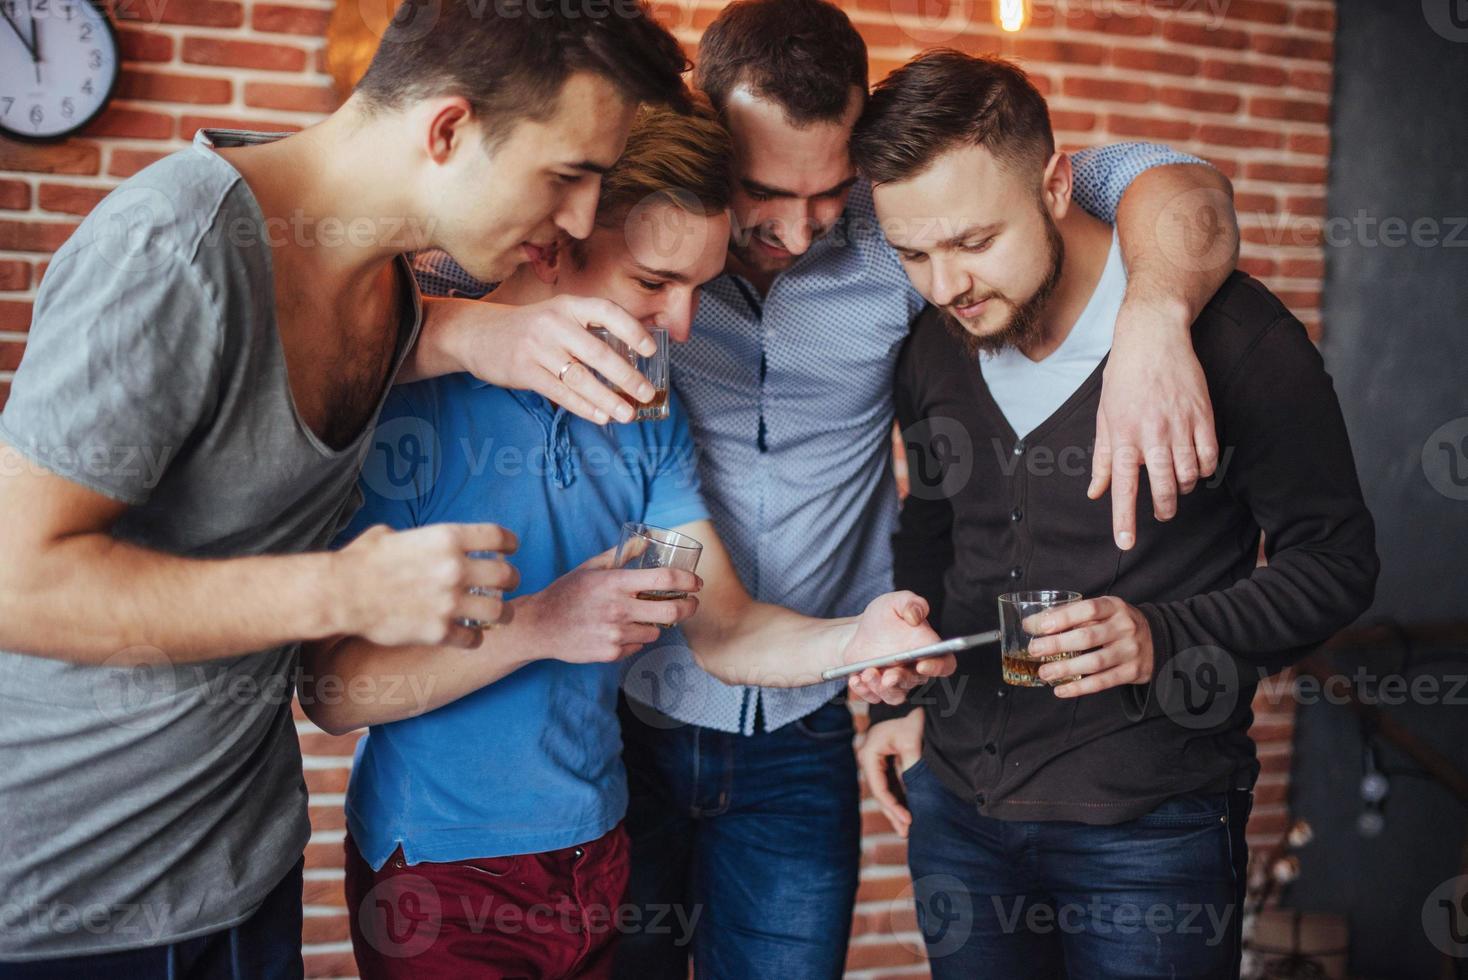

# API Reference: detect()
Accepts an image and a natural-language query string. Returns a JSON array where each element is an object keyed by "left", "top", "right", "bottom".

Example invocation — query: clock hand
[
  {"left": 0, "top": 4, "right": 38, "bottom": 62},
  {"left": 26, "top": 0, "right": 40, "bottom": 85}
]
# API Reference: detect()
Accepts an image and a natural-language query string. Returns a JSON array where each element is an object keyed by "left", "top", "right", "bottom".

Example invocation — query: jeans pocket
[
  {"left": 898, "top": 756, "right": 929, "bottom": 783},
  {"left": 449, "top": 855, "right": 519, "bottom": 879},
  {"left": 1132, "top": 791, "right": 1230, "bottom": 829},
  {"left": 792, "top": 703, "right": 856, "bottom": 742}
]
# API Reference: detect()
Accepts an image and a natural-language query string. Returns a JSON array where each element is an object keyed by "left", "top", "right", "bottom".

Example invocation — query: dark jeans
[
  {"left": 0, "top": 860, "right": 304, "bottom": 980},
  {"left": 904, "top": 758, "right": 1251, "bottom": 980},
  {"left": 613, "top": 695, "right": 861, "bottom": 980}
]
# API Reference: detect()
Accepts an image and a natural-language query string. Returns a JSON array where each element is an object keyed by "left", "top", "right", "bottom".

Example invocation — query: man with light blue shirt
[
  {"left": 612, "top": 3, "right": 1245, "bottom": 978},
  {"left": 299, "top": 101, "right": 947, "bottom": 979}
]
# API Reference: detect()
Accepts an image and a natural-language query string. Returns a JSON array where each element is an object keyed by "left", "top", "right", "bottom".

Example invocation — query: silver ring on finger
[{"left": 557, "top": 358, "right": 579, "bottom": 382}]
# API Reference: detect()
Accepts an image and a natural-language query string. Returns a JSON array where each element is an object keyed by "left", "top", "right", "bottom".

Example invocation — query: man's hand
[
  {"left": 843, "top": 591, "right": 949, "bottom": 706},
  {"left": 1023, "top": 596, "right": 1154, "bottom": 698},
  {"left": 857, "top": 709, "right": 924, "bottom": 838},
  {"left": 1090, "top": 296, "right": 1219, "bottom": 551},
  {"left": 426, "top": 294, "right": 659, "bottom": 425},
  {"left": 332, "top": 523, "right": 520, "bottom": 649},
  {"left": 515, "top": 547, "right": 702, "bottom": 665}
]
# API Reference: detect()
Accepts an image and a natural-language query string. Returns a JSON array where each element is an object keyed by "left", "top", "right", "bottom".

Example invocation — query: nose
[
  {"left": 929, "top": 255, "right": 972, "bottom": 309},
  {"left": 773, "top": 199, "right": 815, "bottom": 256},
  {"left": 555, "top": 177, "right": 601, "bottom": 241},
  {"left": 656, "top": 287, "right": 697, "bottom": 344}
]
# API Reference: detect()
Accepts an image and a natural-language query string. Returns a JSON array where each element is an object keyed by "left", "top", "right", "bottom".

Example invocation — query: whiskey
[
  {"left": 1001, "top": 649, "right": 1081, "bottom": 688},
  {"left": 621, "top": 387, "right": 670, "bottom": 422},
  {"left": 636, "top": 589, "right": 687, "bottom": 601}
]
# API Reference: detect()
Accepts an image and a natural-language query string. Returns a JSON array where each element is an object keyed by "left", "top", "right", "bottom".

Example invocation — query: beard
[{"left": 941, "top": 211, "right": 1065, "bottom": 358}]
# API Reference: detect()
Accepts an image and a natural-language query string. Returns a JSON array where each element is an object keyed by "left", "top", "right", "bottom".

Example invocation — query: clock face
[{"left": 0, "top": 0, "right": 120, "bottom": 141}]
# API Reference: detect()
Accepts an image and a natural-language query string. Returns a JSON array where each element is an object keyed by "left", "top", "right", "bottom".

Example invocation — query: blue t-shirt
[{"left": 335, "top": 374, "right": 708, "bottom": 868}]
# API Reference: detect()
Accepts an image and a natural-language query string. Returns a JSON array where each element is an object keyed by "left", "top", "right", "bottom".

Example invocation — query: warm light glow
[{"left": 995, "top": 0, "right": 1030, "bottom": 32}]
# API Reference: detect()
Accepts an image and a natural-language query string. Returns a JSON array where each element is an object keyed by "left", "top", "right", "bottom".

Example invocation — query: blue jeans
[
  {"left": 0, "top": 860, "right": 303, "bottom": 979},
  {"left": 904, "top": 759, "right": 1251, "bottom": 980},
  {"left": 614, "top": 695, "right": 860, "bottom": 980}
]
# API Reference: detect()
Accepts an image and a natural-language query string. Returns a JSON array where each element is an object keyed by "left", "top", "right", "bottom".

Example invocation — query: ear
[
  {"left": 1040, "top": 151, "right": 1074, "bottom": 223},
  {"left": 422, "top": 96, "right": 476, "bottom": 166},
  {"left": 527, "top": 237, "right": 564, "bottom": 285}
]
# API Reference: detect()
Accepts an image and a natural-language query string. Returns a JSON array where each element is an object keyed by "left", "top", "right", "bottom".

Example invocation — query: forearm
[
  {"left": 1115, "top": 162, "right": 1240, "bottom": 325},
  {"left": 300, "top": 618, "right": 535, "bottom": 735},
  {"left": 685, "top": 600, "right": 857, "bottom": 688},
  {"left": 0, "top": 534, "right": 338, "bottom": 665},
  {"left": 398, "top": 295, "right": 483, "bottom": 384}
]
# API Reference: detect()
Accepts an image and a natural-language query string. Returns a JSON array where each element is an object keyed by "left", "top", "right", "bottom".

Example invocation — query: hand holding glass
[{"left": 998, "top": 590, "right": 1082, "bottom": 687}]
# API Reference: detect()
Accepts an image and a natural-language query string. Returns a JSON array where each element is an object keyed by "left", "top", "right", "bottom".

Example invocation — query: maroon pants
[{"left": 345, "top": 825, "right": 630, "bottom": 980}]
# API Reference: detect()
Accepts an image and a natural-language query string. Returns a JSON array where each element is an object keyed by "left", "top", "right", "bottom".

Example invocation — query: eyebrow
[
  {"left": 565, "top": 159, "right": 614, "bottom": 175},
  {"left": 739, "top": 174, "right": 859, "bottom": 200},
  {"left": 633, "top": 261, "right": 691, "bottom": 284},
  {"left": 886, "top": 221, "right": 1004, "bottom": 254}
]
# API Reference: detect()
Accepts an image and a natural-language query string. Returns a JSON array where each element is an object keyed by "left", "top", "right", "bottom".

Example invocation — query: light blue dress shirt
[{"left": 411, "top": 142, "right": 1211, "bottom": 736}]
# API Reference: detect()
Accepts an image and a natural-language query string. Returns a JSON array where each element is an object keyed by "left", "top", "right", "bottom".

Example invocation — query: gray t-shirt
[{"left": 0, "top": 129, "right": 422, "bottom": 959}]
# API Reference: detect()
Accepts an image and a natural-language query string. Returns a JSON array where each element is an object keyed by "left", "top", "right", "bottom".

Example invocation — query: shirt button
[
  {"left": 572, "top": 847, "right": 585, "bottom": 860},
  {"left": 1010, "top": 507, "right": 1022, "bottom": 522},
  {"left": 1009, "top": 566, "right": 1022, "bottom": 579},
  {"left": 996, "top": 689, "right": 1007, "bottom": 699},
  {"left": 984, "top": 742, "right": 997, "bottom": 755},
  {"left": 975, "top": 792, "right": 987, "bottom": 806},
  {"left": 1012, "top": 440, "right": 1025, "bottom": 456}
]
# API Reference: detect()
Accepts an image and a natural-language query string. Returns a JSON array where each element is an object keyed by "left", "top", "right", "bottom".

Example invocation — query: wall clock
[{"left": 0, "top": 0, "right": 120, "bottom": 142}]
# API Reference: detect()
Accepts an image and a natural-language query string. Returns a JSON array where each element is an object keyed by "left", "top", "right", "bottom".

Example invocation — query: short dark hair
[
  {"left": 851, "top": 50, "right": 1054, "bottom": 187},
  {"left": 356, "top": 0, "right": 690, "bottom": 139},
  {"left": 695, "top": 0, "right": 867, "bottom": 125}
]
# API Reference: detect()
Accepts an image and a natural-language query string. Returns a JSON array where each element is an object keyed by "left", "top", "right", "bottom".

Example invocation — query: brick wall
[{"left": 0, "top": 0, "right": 1331, "bottom": 975}]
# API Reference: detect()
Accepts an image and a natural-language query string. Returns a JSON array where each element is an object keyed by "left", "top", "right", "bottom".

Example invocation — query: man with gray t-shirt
[{"left": 0, "top": 2, "right": 690, "bottom": 974}]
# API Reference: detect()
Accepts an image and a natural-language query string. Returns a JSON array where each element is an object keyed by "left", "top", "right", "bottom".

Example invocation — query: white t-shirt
[{"left": 980, "top": 230, "right": 1126, "bottom": 438}]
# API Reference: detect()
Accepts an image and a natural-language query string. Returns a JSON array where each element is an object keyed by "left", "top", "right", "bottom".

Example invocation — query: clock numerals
[
  {"left": 33, "top": 0, "right": 49, "bottom": 13},
  {"left": 1, "top": 0, "right": 16, "bottom": 19},
  {"left": 62, "top": 2, "right": 74, "bottom": 19},
  {"left": 1, "top": 97, "right": 12, "bottom": 117},
  {"left": 79, "top": 21, "right": 91, "bottom": 40},
  {"left": 60, "top": 97, "right": 74, "bottom": 119},
  {"left": 29, "top": 104, "right": 43, "bottom": 129},
  {"left": 81, "top": 77, "right": 93, "bottom": 95},
  {"left": 87, "top": 47, "right": 102, "bottom": 70}
]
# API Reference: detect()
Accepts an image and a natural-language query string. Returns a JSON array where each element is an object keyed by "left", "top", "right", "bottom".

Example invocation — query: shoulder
[{"left": 1191, "top": 272, "right": 1321, "bottom": 388}]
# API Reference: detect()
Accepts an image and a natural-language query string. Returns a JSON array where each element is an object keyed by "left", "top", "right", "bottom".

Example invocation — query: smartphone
[{"left": 821, "top": 630, "right": 1002, "bottom": 682}]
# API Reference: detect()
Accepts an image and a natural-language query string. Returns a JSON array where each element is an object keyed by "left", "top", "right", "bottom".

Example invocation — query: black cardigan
[{"left": 872, "top": 271, "right": 1378, "bottom": 824}]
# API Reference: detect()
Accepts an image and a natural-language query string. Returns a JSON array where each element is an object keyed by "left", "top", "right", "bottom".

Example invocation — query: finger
[
  {"left": 1195, "top": 417, "right": 1220, "bottom": 479},
  {"left": 465, "top": 557, "right": 519, "bottom": 594},
  {"left": 1145, "top": 442, "right": 1179, "bottom": 522},
  {"left": 550, "top": 359, "right": 638, "bottom": 424},
  {"left": 441, "top": 621, "right": 485, "bottom": 650},
  {"left": 627, "top": 596, "right": 699, "bottom": 627},
  {"left": 1021, "top": 597, "right": 1109, "bottom": 636},
  {"left": 1052, "top": 663, "right": 1135, "bottom": 698},
  {"left": 914, "top": 653, "right": 956, "bottom": 677},
  {"left": 455, "top": 591, "right": 507, "bottom": 626},
  {"left": 455, "top": 523, "right": 520, "bottom": 556},
  {"left": 850, "top": 667, "right": 885, "bottom": 705},
  {"left": 621, "top": 567, "right": 703, "bottom": 597},
  {"left": 537, "top": 375, "right": 612, "bottom": 425},
  {"left": 564, "top": 327, "right": 656, "bottom": 403},
  {"left": 875, "top": 667, "right": 917, "bottom": 704},
  {"left": 1089, "top": 409, "right": 1113, "bottom": 500},
  {"left": 1110, "top": 443, "right": 1141, "bottom": 550},
  {"left": 860, "top": 748, "right": 911, "bottom": 837},
  {"left": 578, "top": 545, "right": 620, "bottom": 572},
  {"left": 1025, "top": 616, "right": 1123, "bottom": 660},
  {"left": 1036, "top": 645, "right": 1119, "bottom": 685},
  {"left": 617, "top": 623, "right": 663, "bottom": 649},
  {"left": 573, "top": 297, "right": 656, "bottom": 357},
  {"left": 1172, "top": 437, "right": 1201, "bottom": 496},
  {"left": 892, "top": 590, "right": 929, "bottom": 626}
]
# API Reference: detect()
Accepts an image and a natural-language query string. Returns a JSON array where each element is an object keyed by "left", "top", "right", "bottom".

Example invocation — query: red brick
[
  {"left": 1105, "top": 113, "right": 1194, "bottom": 141},
  {"left": 1251, "top": 96, "right": 1330, "bottom": 124},
  {"left": 1202, "top": 58, "right": 1288, "bottom": 87},
  {"left": 183, "top": 36, "right": 310, "bottom": 72},
  {"left": 1284, "top": 194, "right": 1327, "bottom": 217},
  {"left": 244, "top": 82, "right": 340, "bottom": 114},
  {"left": 1234, "top": 192, "right": 1278, "bottom": 214},
  {"left": 0, "top": 302, "right": 33, "bottom": 333},
  {"left": 1274, "top": 289, "right": 1321, "bottom": 310},
  {"left": 0, "top": 141, "right": 101, "bottom": 176},
  {"left": 1289, "top": 68, "right": 1334, "bottom": 93},
  {"left": 845, "top": 938, "right": 927, "bottom": 971},
  {"left": 305, "top": 840, "right": 346, "bottom": 870},
  {"left": 855, "top": 874, "right": 914, "bottom": 904},
  {"left": 108, "top": 148, "right": 171, "bottom": 178},
  {"left": 1063, "top": 76, "right": 1154, "bottom": 103},
  {"left": 1279, "top": 257, "right": 1324, "bottom": 279},
  {"left": 37, "top": 183, "right": 111, "bottom": 216},
  {"left": 0, "top": 382, "right": 9, "bottom": 411},
  {"left": 1160, "top": 21, "right": 1249, "bottom": 49},
  {"left": 301, "top": 913, "right": 349, "bottom": 945},
  {"left": 79, "top": 106, "right": 174, "bottom": 139},
  {"left": 304, "top": 767, "right": 350, "bottom": 794},
  {"left": 1250, "top": 33, "right": 1333, "bottom": 62},
  {"left": 1220, "top": 0, "right": 1289, "bottom": 24},
  {"left": 1050, "top": 109, "right": 1098, "bottom": 133},
  {"left": 1237, "top": 256, "right": 1277, "bottom": 278},
  {"left": 1196, "top": 124, "right": 1284, "bottom": 149},
  {"left": 1110, "top": 47, "right": 1200, "bottom": 76},
  {"left": 309, "top": 805, "right": 346, "bottom": 833},
  {"left": 1246, "top": 162, "right": 1328, "bottom": 184},
  {"left": 302, "top": 877, "right": 345, "bottom": 907},
  {"left": 1010, "top": 38, "right": 1108, "bottom": 66},
  {"left": 0, "top": 179, "right": 29, "bottom": 210},
  {"left": 1158, "top": 86, "right": 1242, "bottom": 114},
  {"left": 300, "top": 730, "right": 363, "bottom": 757},
  {"left": 1057, "top": 9, "right": 1157, "bottom": 37},
  {"left": 303, "top": 951, "right": 359, "bottom": 979},
  {"left": 117, "top": 69, "right": 234, "bottom": 105},
  {"left": 252, "top": 3, "right": 332, "bottom": 35},
  {"left": 1288, "top": 132, "right": 1331, "bottom": 156},
  {"left": 0, "top": 339, "right": 25, "bottom": 371},
  {"left": 0, "top": 219, "right": 80, "bottom": 252},
  {"left": 116, "top": 26, "right": 175, "bottom": 62},
  {"left": 0, "top": 260, "right": 28, "bottom": 291},
  {"left": 176, "top": 114, "right": 304, "bottom": 139},
  {"left": 1294, "top": 6, "right": 1335, "bottom": 31},
  {"left": 112, "top": 0, "right": 244, "bottom": 28}
]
